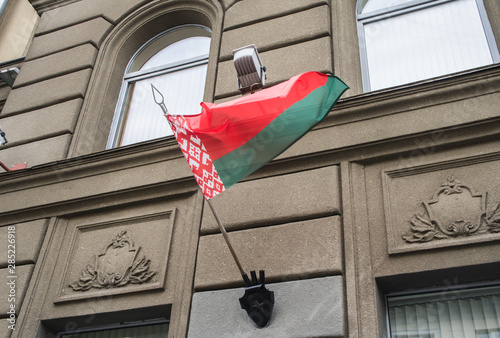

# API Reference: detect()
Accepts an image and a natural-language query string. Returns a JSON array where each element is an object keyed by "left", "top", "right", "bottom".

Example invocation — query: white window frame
[
  {"left": 107, "top": 24, "right": 211, "bottom": 149},
  {"left": 356, "top": 0, "right": 500, "bottom": 92}
]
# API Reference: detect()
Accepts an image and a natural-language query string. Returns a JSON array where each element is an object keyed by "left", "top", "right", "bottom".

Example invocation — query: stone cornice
[
  {"left": 0, "top": 137, "right": 181, "bottom": 191},
  {"left": 29, "top": 0, "right": 81, "bottom": 14},
  {"left": 326, "top": 63, "right": 500, "bottom": 128},
  {"left": 0, "top": 136, "right": 199, "bottom": 225}
]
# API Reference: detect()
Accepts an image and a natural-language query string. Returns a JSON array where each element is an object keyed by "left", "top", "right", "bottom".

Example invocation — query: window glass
[
  {"left": 141, "top": 36, "right": 211, "bottom": 71},
  {"left": 387, "top": 285, "right": 500, "bottom": 337},
  {"left": 120, "top": 63, "right": 208, "bottom": 146},
  {"left": 107, "top": 25, "right": 211, "bottom": 148},
  {"left": 357, "top": 0, "right": 500, "bottom": 91}
]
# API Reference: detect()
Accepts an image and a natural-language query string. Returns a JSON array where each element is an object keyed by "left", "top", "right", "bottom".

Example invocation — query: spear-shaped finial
[{"left": 151, "top": 84, "right": 169, "bottom": 116}]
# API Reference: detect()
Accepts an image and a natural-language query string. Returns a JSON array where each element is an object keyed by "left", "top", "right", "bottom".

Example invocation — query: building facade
[{"left": 1, "top": 0, "right": 500, "bottom": 336}]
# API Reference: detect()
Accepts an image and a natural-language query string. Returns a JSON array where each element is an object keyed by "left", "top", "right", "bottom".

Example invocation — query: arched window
[
  {"left": 357, "top": 0, "right": 500, "bottom": 92},
  {"left": 107, "top": 25, "right": 211, "bottom": 148}
]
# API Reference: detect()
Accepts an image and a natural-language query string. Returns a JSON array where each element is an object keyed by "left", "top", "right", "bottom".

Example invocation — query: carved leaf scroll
[
  {"left": 486, "top": 202, "right": 500, "bottom": 233},
  {"left": 403, "top": 214, "right": 447, "bottom": 243},
  {"left": 403, "top": 178, "right": 500, "bottom": 243},
  {"left": 69, "top": 230, "right": 156, "bottom": 291}
]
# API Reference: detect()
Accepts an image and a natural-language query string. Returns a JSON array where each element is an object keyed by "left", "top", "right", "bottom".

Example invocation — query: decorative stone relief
[
  {"left": 403, "top": 177, "right": 500, "bottom": 243},
  {"left": 69, "top": 230, "right": 156, "bottom": 291}
]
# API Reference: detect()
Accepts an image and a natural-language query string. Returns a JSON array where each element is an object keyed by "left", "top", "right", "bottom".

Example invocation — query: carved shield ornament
[
  {"left": 403, "top": 178, "right": 500, "bottom": 243},
  {"left": 69, "top": 230, "right": 156, "bottom": 291},
  {"left": 424, "top": 178, "right": 485, "bottom": 236}
]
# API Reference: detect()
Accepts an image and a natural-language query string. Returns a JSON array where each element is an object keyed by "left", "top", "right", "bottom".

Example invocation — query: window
[
  {"left": 39, "top": 305, "right": 171, "bottom": 338},
  {"left": 357, "top": 0, "right": 500, "bottom": 92},
  {"left": 387, "top": 284, "right": 500, "bottom": 337},
  {"left": 107, "top": 25, "right": 211, "bottom": 148},
  {"left": 59, "top": 320, "right": 168, "bottom": 338}
]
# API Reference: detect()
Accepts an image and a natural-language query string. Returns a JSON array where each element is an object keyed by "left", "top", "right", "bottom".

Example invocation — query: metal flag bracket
[
  {"left": 239, "top": 270, "right": 274, "bottom": 328},
  {"left": 206, "top": 198, "right": 275, "bottom": 328},
  {"left": 0, "top": 161, "right": 27, "bottom": 172}
]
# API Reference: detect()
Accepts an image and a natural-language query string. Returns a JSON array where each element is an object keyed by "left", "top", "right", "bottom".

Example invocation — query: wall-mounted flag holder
[{"left": 240, "top": 270, "right": 274, "bottom": 328}]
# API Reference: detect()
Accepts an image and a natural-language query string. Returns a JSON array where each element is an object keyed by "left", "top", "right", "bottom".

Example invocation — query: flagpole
[
  {"left": 206, "top": 198, "right": 247, "bottom": 277},
  {"left": 151, "top": 85, "right": 248, "bottom": 281}
]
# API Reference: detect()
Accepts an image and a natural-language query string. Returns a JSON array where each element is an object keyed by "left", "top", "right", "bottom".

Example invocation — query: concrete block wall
[
  {"left": 0, "top": 0, "right": 149, "bottom": 168},
  {"left": 215, "top": 0, "right": 332, "bottom": 99},
  {"left": 0, "top": 219, "right": 48, "bottom": 338}
]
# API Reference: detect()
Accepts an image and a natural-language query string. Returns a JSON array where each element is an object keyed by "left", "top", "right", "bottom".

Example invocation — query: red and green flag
[{"left": 164, "top": 71, "right": 348, "bottom": 199}]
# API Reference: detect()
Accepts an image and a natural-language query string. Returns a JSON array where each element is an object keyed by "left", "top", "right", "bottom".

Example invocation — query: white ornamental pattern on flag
[{"left": 165, "top": 114, "right": 225, "bottom": 199}]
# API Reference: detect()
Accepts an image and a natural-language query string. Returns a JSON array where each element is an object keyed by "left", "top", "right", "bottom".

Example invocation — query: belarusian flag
[{"left": 164, "top": 71, "right": 348, "bottom": 199}]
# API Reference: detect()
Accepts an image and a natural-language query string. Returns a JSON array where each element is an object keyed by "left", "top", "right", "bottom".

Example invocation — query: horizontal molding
[
  {"left": 29, "top": 0, "right": 81, "bottom": 15},
  {"left": 0, "top": 139, "right": 197, "bottom": 225},
  {"left": 325, "top": 64, "right": 500, "bottom": 128},
  {"left": 0, "top": 180, "right": 198, "bottom": 228},
  {"left": 385, "top": 152, "right": 500, "bottom": 179},
  {"left": 0, "top": 137, "right": 181, "bottom": 192},
  {"left": 0, "top": 137, "right": 202, "bottom": 227}
]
